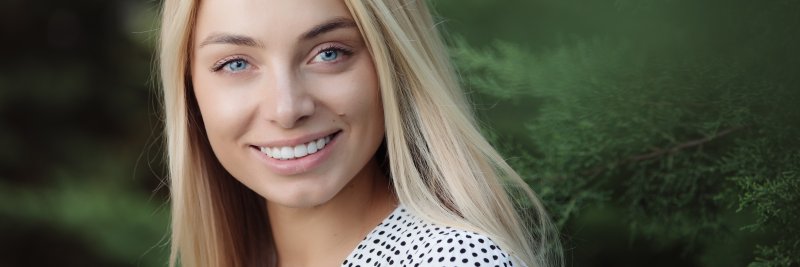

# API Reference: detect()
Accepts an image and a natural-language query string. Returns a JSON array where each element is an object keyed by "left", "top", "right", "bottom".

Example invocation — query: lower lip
[{"left": 251, "top": 132, "right": 341, "bottom": 176}]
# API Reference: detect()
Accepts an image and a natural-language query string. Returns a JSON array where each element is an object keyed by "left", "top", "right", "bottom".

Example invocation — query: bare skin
[
  {"left": 191, "top": 0, "right": 397, "bottom": 266},
  {"left": 267, "top": 163, "right": 395, "bottom": 266}
]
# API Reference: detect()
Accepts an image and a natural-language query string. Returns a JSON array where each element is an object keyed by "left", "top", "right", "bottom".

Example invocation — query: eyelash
[
  {"left": 209, "top": 44, "right": 355, "bottom": 73},
  {"left": 313, "top": 44, "right": 354, "bottom": 63},
  {"left": 210, "top": 55, "right": 247, "bottom": 72}
]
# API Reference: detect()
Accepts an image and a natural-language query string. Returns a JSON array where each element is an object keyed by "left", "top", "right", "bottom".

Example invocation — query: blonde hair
[{"left": 158, "top": 0, "right": 562, "bottom": 266}]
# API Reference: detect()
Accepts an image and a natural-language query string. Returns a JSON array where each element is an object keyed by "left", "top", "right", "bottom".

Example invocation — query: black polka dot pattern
[{"left": 341, "top": 206, "right": 518, "bottom": 267}]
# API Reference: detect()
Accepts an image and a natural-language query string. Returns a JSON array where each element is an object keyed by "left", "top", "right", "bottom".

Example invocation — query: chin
[
  {"left": 263, "top": 185, "right": 341, "bottom": 209},
  {"left": 271, "top": 196, "right": 335, "bottom": 209}
]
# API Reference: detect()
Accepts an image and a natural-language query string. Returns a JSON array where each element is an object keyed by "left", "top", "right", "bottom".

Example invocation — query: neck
[{"left": 267, "top": 160, "right": 396, "bottom": 267}]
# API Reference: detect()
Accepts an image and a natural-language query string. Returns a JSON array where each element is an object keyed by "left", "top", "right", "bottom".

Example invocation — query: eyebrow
[
  {"left": 198, "top": 17, "right": 358, "bottom": 48},
  {"left": 300, "top": 17, "right": 357, "bottom": 40},
  {"left": 199, "top": 33, "right": 263, "bottom": 48}
]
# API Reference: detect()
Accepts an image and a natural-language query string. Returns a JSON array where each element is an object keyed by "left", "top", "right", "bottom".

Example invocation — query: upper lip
[{"left": 252, "top": 130, "right": 340, "bottom": 148}]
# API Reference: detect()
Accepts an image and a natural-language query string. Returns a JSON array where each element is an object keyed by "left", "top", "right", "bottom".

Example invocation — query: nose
[{"left": 263, "top": 69, "right": 315, "bottom": 129}]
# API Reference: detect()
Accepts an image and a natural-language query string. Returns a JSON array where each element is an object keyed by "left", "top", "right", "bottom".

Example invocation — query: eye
[
  {"left": 223, "top": 59, "right": 249, "bottom": 72},
  {"left": 211, "top": 56, "right": 251, "bottom": 73},
  {"left": 316, "top": 50, "right": 340, "bottom": 62},
  {"left": 309, "top": 45, "right": 353, "bottom": 64}
]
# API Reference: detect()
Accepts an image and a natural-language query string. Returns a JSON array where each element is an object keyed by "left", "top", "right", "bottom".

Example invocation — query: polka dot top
[{"left": 341, "top": 205, "right": 520, "bottom": 267}]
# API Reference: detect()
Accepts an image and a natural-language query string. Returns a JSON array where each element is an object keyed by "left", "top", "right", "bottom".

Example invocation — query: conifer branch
[
  {"left": 627, "top": 125, "right": 747, "bottom": 162},
  {"left": 582, "top": 125, "right": 748, "bottom": 177}
]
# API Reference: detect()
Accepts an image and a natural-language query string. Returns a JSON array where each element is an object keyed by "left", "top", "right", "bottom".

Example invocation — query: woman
[{"left": 158, "top": 0, "right": 562, "bottom": 266}]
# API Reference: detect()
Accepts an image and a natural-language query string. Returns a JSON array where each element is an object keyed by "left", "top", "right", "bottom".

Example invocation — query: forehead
[{"left": 194, "top": 0, "right": 354, "bottom": 43}]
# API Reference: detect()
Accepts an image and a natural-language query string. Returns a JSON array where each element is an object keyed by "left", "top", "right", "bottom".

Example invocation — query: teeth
[
  {"left": 307, "top": 141, "right": 318, "bottom": 154},
  {"left": 293, "top": 144, "right": 308, "bottom": 158},
  {"left": 316, "top": 138, "right": 326, "bottom": 150},
  {"left": 259, "top": 134, "right": 333, "bottom": 160},
  {"left": 280, "top": 147, "right": 293, "bottom": 159}
]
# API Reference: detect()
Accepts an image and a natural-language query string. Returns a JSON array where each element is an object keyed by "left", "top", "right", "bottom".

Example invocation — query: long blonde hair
[{"left": 158, "top": 0, "right": 562, "bottom": 266}]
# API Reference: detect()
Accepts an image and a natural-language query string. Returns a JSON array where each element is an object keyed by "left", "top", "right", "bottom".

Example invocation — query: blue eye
[
  {"left": 315, "top": 49, "right": 340, "bottom": 62},
  {"left": 224, "top": 59, "right": 249, "bottom": 72}
]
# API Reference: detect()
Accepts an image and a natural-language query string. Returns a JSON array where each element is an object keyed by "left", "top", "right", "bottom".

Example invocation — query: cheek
[
  {"left": 357, "top": 62, "right": 384, "bottom": 129},
  {"left": 318, "top": 59, "right": 383, "bottom": 123},
  {"left": 191, "top": 74, "right": 257, "bottom": 147}
]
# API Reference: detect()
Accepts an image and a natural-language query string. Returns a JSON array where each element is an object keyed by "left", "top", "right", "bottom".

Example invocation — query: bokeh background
[{"left": 1, "top": 0, "right": 798, "bottom": 266}]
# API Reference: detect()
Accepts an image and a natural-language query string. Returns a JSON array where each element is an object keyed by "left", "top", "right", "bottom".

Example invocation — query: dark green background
[{"left": 1, "top": 0, "right": 797, "bottom": 266}]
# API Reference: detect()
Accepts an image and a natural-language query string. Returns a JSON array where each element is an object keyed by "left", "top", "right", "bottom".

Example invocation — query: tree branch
[
  {"left": 579, "top": 125, "right": 748, "bottom": 178},
  {"left": 626, "top": 125, "right": 746, "bottom": 162}
]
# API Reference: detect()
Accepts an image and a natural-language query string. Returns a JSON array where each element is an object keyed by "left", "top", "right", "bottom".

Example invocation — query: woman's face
[{"left": 191, "top": 0, "right": 385, "bottom": 208}]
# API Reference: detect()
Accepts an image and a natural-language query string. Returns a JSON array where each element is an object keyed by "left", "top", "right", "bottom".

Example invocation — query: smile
[{"left": 257, "top": 131, "right": 339, "bottom": 160}]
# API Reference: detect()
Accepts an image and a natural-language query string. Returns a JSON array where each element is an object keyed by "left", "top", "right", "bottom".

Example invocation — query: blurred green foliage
[
  {"left": 438, "top": 0, "right": 799, "bottom": 266},
  {"left": 0, "top": 0, "right": 797, "bottom": 266}
]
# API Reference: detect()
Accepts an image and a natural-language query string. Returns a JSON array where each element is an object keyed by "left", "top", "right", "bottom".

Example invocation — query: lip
[{"left": 251, "top": 130, "right": 341, "bottom": 176}]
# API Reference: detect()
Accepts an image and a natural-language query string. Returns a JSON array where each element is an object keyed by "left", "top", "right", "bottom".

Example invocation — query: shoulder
[
  {"left": 344, "top": 206, "right": 519, "bottom": 267},
  {"left": 409, "top": 227, "right": 517, "bottom": 267}
]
